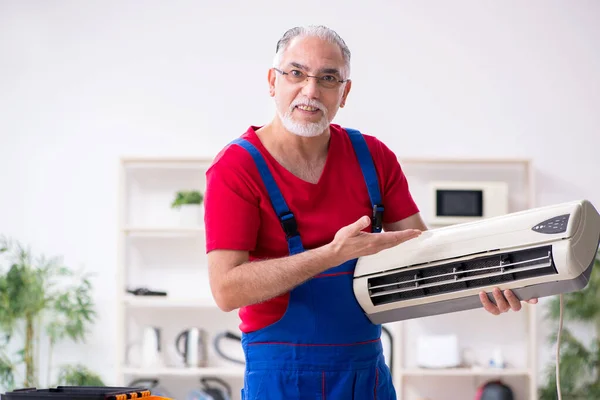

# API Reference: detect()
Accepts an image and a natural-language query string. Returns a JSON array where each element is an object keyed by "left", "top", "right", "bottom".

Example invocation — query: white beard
[{"left": 276, "top": 98, "right": 331, "bottom": 138}]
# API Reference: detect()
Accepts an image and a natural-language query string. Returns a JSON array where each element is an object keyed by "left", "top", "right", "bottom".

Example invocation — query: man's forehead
[{"left": 280, "top": 51, "right": 344, "bottom": 73}]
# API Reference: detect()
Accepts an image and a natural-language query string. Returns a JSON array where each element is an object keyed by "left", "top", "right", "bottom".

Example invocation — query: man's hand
[
  {"left": 327, "top": 215, "right": 422, "bottom": 264},
  {"left": 479, "top": 287, "right": 538, "bottom": 315}
]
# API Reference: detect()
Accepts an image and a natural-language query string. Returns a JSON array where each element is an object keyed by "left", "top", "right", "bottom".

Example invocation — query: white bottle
[
  {"left": 490, "top": 348, "right": 505, "bottom": 369},
  {"left": 141, "top": 326, "right": 162, "bottom": 367}
]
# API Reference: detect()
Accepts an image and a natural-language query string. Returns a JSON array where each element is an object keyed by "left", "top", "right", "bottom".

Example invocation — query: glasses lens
[
  {"left": 319, "top": 77, "right": 339, "bottom": 89},
  {"left": 286, "top": 70, "right": 306, "bottom": 84}
]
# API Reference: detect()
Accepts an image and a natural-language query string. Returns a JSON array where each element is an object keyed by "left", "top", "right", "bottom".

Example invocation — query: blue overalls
[{"left": 231, "top": 128, "right": 396, "bottom": 400}]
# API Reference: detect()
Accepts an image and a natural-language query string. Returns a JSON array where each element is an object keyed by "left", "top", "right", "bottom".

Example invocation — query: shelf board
[
  {"left": 122, "top": 226, "right": 205, "bottom": 236},
  {"left": 123, "top": 366, "right": 244, "bottom": 378},
  {"left": 121, "top": 157, "right": 213, "bottom": 168},
  {"left": 399, "top": 157, "right": 531, "bottom": 165},
  {"left": 124, "top": 296, "right": 218, "bottom": 309},
  {"left": 401, "top": 367, "right": 531, "bottom": 377}
]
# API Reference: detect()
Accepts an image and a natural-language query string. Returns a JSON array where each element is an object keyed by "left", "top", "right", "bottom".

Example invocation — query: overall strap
[
  {"left": 345, "top": 128, "right": 385, "bottom": 233},
  {"left": 230, "top": 138, "right": 305, "bottom": 255}
]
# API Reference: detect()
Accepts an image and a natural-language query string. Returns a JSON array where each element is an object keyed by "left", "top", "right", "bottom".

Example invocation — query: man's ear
[
  {"left": 268, "top": 68, "right": 276, "bottom": 97},
  {"left": 340, "top": 79, "right": 352, "bottom": 108}
]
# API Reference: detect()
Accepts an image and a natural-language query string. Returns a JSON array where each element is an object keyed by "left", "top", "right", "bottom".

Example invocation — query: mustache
[{"left": 289, "top": 98, "right": 326, "bottom": 113}]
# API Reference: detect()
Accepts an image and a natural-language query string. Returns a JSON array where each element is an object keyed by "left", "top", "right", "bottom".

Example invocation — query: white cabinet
[
  {"left": 390, "top": 157, "right": 538, "bottom": 400},
  {"left": 116, "top": 157, "right": 244, "bottom": 400},
  {"left": 115, "top": 156, "right": 539, "bottom": 400}
]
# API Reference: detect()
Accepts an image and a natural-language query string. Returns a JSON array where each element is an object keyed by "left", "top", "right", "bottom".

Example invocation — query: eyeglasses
[{"left": 273, "top": 68, "right": 348, "bottom": 89}]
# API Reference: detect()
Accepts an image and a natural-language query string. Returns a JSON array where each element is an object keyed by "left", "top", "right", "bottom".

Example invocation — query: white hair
[{"left": 272, "top": 25, "right": 351, "bottom": 79}]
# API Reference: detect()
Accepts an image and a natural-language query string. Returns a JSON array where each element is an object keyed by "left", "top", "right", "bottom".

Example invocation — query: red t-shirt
[{"left": 204, "top": 124, "right": 419, "bottom": 333}]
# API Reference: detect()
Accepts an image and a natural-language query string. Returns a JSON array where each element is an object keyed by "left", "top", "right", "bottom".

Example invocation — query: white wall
[{"left": 1, "top": 0, "right": 599, "bottom": 393}]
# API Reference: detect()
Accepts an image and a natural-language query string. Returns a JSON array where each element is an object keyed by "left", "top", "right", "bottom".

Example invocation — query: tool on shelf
[
  {"left": 189, "top": 378, "right": 232, "bottom": 400},
  {"left": 213, "top": 331, "right": 244, "bottom": 365},
  {"left": 127, "top": 287, "right": 168, "bottom": 296},
  {"left": 175, "top": 327, "right": 209, "bottom": 368}
]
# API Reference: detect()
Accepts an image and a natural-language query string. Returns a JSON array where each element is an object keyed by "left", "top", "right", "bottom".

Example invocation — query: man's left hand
[{"left": 479, "top": 288, "right": 538, "bottom": 315}]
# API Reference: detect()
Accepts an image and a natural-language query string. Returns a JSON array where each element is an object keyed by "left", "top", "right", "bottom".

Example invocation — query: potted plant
[
  {"left": 538, "top": 248, "right": 600, "bottom": 399},
  {"left": 0, "top": 235, "right": 104, "bottom": 391},
  {"left": 55, "top": 364, "right": 104, "bottom": 386},
  {"left": 171, "top": 190, "right": 204, "bottom": 227}
]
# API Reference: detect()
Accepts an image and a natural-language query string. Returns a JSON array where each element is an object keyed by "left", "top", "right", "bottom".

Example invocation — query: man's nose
[{"left": 301, "top": 76, "right": 321, "bottom": 98}]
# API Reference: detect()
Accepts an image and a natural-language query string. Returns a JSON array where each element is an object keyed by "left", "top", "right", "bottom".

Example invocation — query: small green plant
[
  {"left": 538, "top": 248, "right": 600, "bottom": 399},
  {"left": 171, "top": 190, "right": 203, "bottom": 209},
  {"left": 55, "top": 364, "right": 104, "bottom": 386},
  {"left": 0, "top": 235, "right": 103, "bottom": 391}
]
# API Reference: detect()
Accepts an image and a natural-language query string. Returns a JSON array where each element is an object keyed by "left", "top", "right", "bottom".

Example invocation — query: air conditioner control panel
[{"left": 532, "top": 214, "right": 570, "bottom": 234}]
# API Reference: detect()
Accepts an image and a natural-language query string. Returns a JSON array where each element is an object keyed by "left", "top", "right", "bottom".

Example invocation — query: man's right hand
[{"left": 327, "top": 215, "right": 422, "bottom": 264}]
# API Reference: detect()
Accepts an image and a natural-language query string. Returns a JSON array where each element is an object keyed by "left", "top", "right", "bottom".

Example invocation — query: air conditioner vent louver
[{"left": 368, "top": 245, "right": 557, "bottom": 306}]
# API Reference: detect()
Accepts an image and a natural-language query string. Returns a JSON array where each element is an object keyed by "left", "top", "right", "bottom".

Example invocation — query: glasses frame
[{"left": 273, "top": 68, "right": 348, "bottom": 88}]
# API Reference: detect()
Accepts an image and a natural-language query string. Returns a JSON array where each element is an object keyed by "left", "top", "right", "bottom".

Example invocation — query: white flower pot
[{"left": 178, "top": 204, "right": 204, "bottom": 227}]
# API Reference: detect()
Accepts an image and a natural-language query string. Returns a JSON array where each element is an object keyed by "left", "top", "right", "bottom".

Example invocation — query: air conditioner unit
[{"left": 353, "top": 200, "right": 600, "bottom": 325}]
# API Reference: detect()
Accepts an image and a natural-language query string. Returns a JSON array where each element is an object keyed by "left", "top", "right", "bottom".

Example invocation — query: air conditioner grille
[{"left": 368, "top": 245, "right": 557, "bottom": 306}]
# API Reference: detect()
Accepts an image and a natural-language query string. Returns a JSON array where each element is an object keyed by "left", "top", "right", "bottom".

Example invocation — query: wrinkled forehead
[{"left": 280, "top": 36, "right": 346, "bottom": 75}]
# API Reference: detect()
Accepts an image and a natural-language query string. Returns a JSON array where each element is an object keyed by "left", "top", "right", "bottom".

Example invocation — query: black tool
[
  {"left": 127, "top": 287, "right": 167, "bottom": 296},
  {"left": 199, "top": 377, "right": 232, "bottom": 400}
]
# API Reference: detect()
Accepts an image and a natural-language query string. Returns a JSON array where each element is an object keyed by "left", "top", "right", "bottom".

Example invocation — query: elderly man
[{"left": 204, "top": 25, "right": 537, "bottom": 399}]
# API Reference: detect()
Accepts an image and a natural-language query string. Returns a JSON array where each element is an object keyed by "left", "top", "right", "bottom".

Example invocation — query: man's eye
[
  {"left": 321, "top": 75, "right": 336, "bottom": 82},
  {"left": 290, "top": 70, "right": 304, "bottom": 77}
]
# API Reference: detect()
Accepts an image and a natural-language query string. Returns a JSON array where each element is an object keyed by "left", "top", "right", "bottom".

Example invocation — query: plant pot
[{"left": 178, "top": 204, "right": 204, "bottom": 227}]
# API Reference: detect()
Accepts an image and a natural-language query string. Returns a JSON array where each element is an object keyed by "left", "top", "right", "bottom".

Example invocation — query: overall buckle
[
  {"left": 372, "top": 204, "right": 384, "bottom": 232},
  {"left": 279, "top": 212, "right": 299, "bottom": 238}
]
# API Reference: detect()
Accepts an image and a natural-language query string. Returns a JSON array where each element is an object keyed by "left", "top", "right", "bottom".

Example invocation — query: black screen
[{"left": 436, "top": 190, "right": 483, "bottom": 217}]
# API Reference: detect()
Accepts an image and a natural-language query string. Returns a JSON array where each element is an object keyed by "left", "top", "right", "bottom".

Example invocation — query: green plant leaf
[
  {"left": 47, "top": 272, "right": 97, "bottom": 343},
  {"left": 0, "top": 350, "right": 15, "bottom": 390},
  {"left": 56, "top": 364, "right": 104, "bottom": 386},
  {"left": 0, "top": 235, "right": 101, "bottom": 389},
  {"left": 171, "top": 190, "right": 203, "bottom": 208}
]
